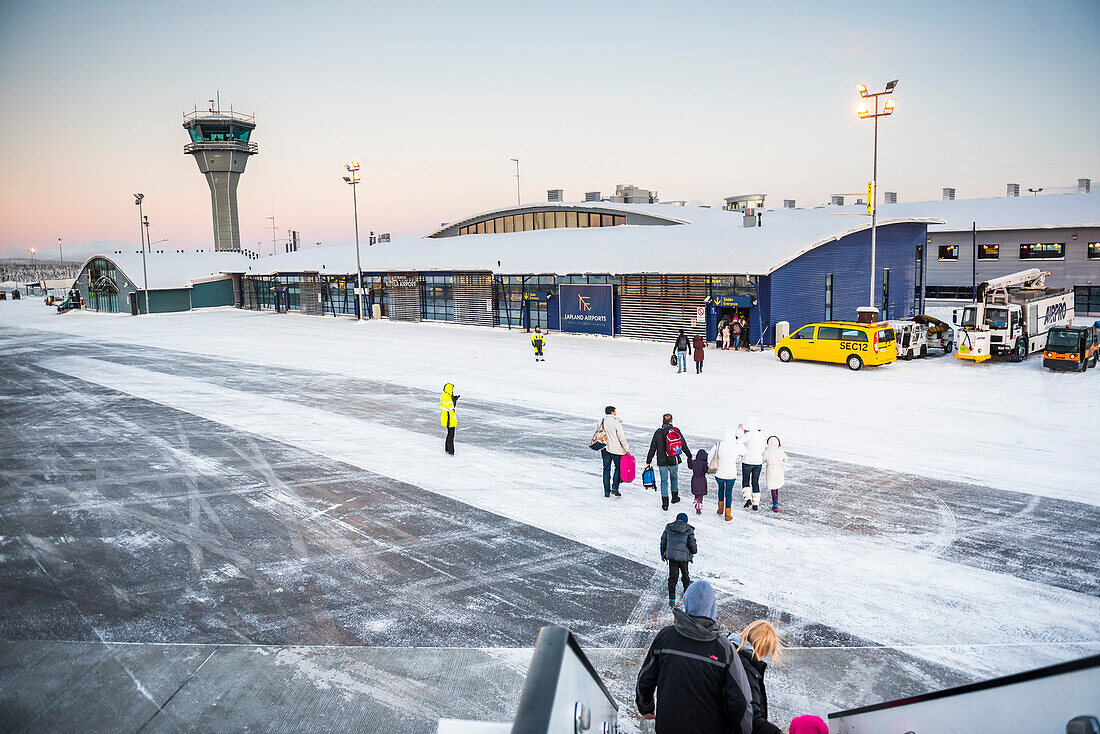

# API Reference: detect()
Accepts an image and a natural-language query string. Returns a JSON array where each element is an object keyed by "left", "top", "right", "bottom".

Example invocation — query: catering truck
[{"left": 953, "top": 268, "right": 1074, "bottom": 363}]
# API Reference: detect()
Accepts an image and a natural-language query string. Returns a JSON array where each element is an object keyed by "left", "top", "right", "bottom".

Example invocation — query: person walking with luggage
[
  {"left": 673, "top": 329, "right": 691, "bottom": 373},
  {"left": 686, "top": 448, "right": 709, "bottom": 514},
  {"left": 732, "top": 620, "right": 785, "bottom": 734},
  {"left": 710, "top": 428, "right": 743, "bottom": 521},
  {"left": 762, "top": 436, "right": 788, "bottom": 513},
  {"left": 732, "top": 317, "right": 744, "bottom": 350},
  {"left": 692, "top": 334, "right": 706, "bottom": 373},
  {"left": 646, "top": 413, "right": 691, "bottom": 511},
  {"left": 531, "top": 327, "right": 546, "bottom": 362},
  {"left": 440, "top": 383, "right": 459, "bottom": 455},
  {"left": 661, "top": 512, "right": 697, "bottom": 607},
  {"left": 598, "top": 406, "right": 630, "bottom": 498},
  {"left": 739, "top": 418, "right": 766, "bottom": 510},
  {"left": 636, "top": 580, "right": 752, "bottom": 734}
]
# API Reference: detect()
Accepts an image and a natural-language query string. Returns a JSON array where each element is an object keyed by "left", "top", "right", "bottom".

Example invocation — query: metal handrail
[
  {"left": 183, "top": 110, "right": 254, "bottom": 123},
  {"left": 184, "top": 141, "right": 258, "bottom": 154}
]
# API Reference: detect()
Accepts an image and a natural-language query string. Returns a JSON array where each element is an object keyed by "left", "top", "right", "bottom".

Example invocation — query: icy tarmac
[{"left": 1, "top": 300, "right": 1098, "bottom": 732}]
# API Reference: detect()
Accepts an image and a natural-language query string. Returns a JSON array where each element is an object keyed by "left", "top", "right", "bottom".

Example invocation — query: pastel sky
[{"left": 1, "top": 0, "right": 1098, "bottom": 256}]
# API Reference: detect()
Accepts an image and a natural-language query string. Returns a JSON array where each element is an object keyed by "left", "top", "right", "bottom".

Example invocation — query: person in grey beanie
[
  {"left": 636, "top": 580, "right": 753, "bottom": 734},
  {"left": 661, "top": 512, "right": 697, "bottom": 607}
]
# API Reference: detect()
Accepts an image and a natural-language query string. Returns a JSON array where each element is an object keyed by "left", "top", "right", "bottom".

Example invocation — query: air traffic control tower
[{"left": 182, "top": 106, "right": 257, "bottom": 251}]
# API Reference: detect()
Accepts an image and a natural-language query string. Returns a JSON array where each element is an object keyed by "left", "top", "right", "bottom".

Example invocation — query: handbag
[
  {"left": 707, "top": 442, "right": 720, "bottom": 474},
  {"left": 589, "top": 419, "right": 608, "bottom": 451},
  {"left": 670, "top": 354, "right": 678, "bottom": 367}
]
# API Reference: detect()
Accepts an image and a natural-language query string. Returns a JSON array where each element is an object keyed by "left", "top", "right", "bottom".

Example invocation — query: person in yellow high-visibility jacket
[
  {"left": 440, "top": 383, "right": 459, "bottom": 455},
  {"left": 531, "top": 327, "right": 546, "bottom": 362}
]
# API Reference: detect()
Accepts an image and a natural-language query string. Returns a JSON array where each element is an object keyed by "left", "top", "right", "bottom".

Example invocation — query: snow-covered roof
[
  {"left": 847, "top": 191, "right": 1100, "bottom": 232},
  {"left": 78, "top": 252, "right": 254, "bottom": 291},
  {"left": 245, "top": 203, "right": 938, "bottom": 276}
]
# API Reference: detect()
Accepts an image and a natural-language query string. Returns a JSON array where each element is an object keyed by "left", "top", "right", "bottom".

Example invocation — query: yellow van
[{"left": 774, "top": 321, "right": 897, "bottom": 370}]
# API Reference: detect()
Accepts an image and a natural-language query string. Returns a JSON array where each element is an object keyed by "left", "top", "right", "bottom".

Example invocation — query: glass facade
[
  {"left": 422, "top": 275, "right": 453, "bottom": 321},
  {"left": 87, "top": 258, "right": 119, "bottom": 312},
  {"left": 252, "top": 275, "right": 300, "bottom": 311},
  {"left": 322, "top": 275, "right": 357, "bottom": 315},
  {"left": 1074, "top": 285, "right": 1100, "bottom": 315},
  {"left": 188, "top": 124, "right": 252, "bottom": 143},
  {"left": 456, "top": 210, "right": 625, "bottom": 237}
]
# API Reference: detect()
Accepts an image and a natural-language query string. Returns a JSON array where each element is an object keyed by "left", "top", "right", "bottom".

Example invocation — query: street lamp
[
  {"left": 856, "top": 79, "right": 899, "bottom": 312},
  {"left": 57, "top": 238, "right": 63, "bottom": 270},
  {"left": 134, "top": 193, "right": 150, "bottom": 315},
  {"left": 343, "top": 161, "right": 364, "bottom": 321},
  {"left": 510, "top": 158, "right": 521, "bottom": 205},
  {"left": 1027, "top": 187, "right": 1043, "bottom": 196}
]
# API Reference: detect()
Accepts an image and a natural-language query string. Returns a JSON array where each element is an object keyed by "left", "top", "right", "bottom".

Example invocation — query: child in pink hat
[{"left": 788, "top": 714, "right": 828, "bottom": 734}]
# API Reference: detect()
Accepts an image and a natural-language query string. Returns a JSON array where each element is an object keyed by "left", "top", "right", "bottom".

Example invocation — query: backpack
[
  {"left": 589, "top": 420, "right": 608, "bottom": 451},
  {"left": 665, "top": 426, "right": 684, "bottom": 457}
]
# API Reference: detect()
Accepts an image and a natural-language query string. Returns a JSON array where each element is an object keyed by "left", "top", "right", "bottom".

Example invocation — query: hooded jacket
[
  {"left": 660, "top": 518, "right": 697, "bottom": 562},
  {"left": 687, "top": 448, "right": 710, "bottom": 498},
  {"left": 647, "top": 420, "right": 691, "bottom": 467},
  {"left": 693, "top": 334, "right": 706, "bottom": 362},
  {"left": 636, "top": 609, "right": 752, "bottom": 734},
  {"left": 738, "top": 418, "right": 766, "bottom": 465},
  {"left": 710, "top": 428, "right": 744, "bottom": 481},
  {"left": 762, "top": 437, "right": 788, "bottom": 490},
  {"left": 732, "top": 635, "right": 782, "bottom": 734},
  {"left": 439, "top": 384, "right": 458, "bottom": 428}
]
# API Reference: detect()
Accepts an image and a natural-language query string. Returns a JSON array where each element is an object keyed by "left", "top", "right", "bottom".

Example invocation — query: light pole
[
  {"left": 510, "top": 158, "right": 521, "bottom": 205},
  {"left": 57, "top": 238, "right": 63, "bottom": 271},
  {"left": 134, "top": 193, "right": 150, "bottom": 315},
  {"left": 1027, "top": 187, "right": 1043, "bottom": 196},
  {"left": 343, "top": 162, "right": 364, "bottom": 320},
  {"left": 856, "top": 79, "right": 898, "bottom": 312}
]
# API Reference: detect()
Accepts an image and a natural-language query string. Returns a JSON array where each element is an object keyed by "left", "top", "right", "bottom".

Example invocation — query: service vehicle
[
  {"left": 887, "top": 319, "right": 930, "bottom": 359},
  {"left": 953, "top": 268, "right": 1073, "bottom": 363},
  {"left": 774, "top": 321, "right": 896, "bottom": 370},
  {"left": 1043, "top": 325, "right": 1099, "bottom": 372},
  {"left": 912, "top": 313, "right": 953, "bottom": 354}
]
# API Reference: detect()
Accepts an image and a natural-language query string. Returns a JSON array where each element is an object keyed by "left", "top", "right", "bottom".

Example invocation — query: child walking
[
  {"left": 686, "top": 448, "right": 709, "bottom": 514},
  {"left": 762, "top": 435, "right": 789, "bottom": 512},
  {"left": 660, "top": 512, "right": 697, "bottom": 607}
]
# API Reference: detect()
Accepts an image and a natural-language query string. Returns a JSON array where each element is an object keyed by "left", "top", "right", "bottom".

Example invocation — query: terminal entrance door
[{"left": 717, "top": 306, "right": 751, "bottom": 348}]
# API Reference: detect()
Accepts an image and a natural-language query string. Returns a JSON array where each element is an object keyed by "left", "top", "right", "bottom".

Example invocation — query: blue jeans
[
  {"left": 676, "top": 350, "right": 687, "bottom": 371},
  {"left": 658, "top": 464, "right": 679, "bottom": 497},
  {"left": 716, "top": 477, "right": 736, "bottom": 506},
  {"left": 602, "top": 450, "right": 621, "bottom": 494}
]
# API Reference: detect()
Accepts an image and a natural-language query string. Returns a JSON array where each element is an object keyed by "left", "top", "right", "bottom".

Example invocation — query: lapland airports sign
[{"left": 559, "top": 284, "right": 614, "bottom": 336}]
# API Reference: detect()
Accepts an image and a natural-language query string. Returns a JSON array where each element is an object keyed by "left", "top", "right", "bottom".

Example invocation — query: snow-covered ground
[
  {"left": 2, "top": 299, "right": 1098, "bottom": 731},
  {"left": 5, "top": 300, "right": 1097, "bottom": 506}
]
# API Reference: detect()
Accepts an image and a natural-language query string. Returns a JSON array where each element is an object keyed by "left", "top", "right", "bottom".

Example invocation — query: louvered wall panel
[
  {"left": 299, "top": 273, "right": 323, "bottom": 316},
  {"left": 387, "top": 273, "right": 422, "bottom": 321},
  {"left": 619, "top": 275, "right": 708, "bottom": 342},
  {"left": 454, "top": 272, "right": 494, "bottom": 327}
]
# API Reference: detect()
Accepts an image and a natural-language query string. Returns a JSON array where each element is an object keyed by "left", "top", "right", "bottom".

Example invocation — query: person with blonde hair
[{"left": 732, "top": 620, "right": 784, "bottom": 734}]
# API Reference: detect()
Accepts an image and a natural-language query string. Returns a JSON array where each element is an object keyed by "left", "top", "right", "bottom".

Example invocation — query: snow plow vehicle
[
  {"left": 1043, "top": 324, "right": 1099, "bottom": 372},
  {"left": 953, "top": 269, "right": 1073, "bottom": 363}
]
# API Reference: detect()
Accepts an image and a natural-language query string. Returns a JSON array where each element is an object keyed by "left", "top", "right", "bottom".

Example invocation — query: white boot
[{"left": 751, "top": 492, "right": 760, "bottom": 511}]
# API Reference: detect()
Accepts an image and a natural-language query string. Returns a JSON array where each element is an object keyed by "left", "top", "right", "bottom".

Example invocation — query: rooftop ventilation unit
[
  {"left": 547, "top": 189, "right": 563, "bottom": 202},
  {"left": 943, "top": 188, "right": 956, "bottom": 201},
  {"left": 584, "top": 191, "right": 601, "bottom": 202},
  {"left": 831, "top": 195, "right": 845, "bottom": 206},
  {"left": 1079, "top": 178, "right": 1091, "bottom": 194},
  {"left": 884, "top": 191, "right": 898, "bottom": 204},
  {"left": 743, "top": 212, "right": 761, "bottom": 228},
  {"left": 1007, "top": 183, "right": 1020, "bottom": 197},
  {"left": 783, "top": 199, "right": 796, "bottom": 208}
]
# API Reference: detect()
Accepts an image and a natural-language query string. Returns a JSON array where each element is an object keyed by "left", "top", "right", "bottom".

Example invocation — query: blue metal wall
[{"left": 765, "top": 222, "right": 926, "bottom": 342}]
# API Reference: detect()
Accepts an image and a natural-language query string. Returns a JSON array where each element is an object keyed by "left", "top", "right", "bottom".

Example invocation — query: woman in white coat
[
  {"left": 710, "top": 428, "right": 743, "bottom": 522},
  {"left": 738, "top": 417, "right": 767, "bottom": 511},
  {"left": 762, "top": 436, "right": 788, "bottom": 513}
]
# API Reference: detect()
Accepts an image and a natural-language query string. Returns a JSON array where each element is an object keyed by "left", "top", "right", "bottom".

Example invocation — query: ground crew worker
[
  {"left": 531, "top": 327, "right": 546, "bottom": 362},
  {"left": 440, "top": 383, "right": 459, "bottom": 455}
]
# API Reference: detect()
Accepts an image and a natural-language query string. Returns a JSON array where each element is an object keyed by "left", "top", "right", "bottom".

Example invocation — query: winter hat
[
  {"left": 675, "top": 512, "right": 689, "bottom": 523},
  {"left": 683, "top": 580, "right": 717, "bottom": 620},
  {"left": 789, "top": 715, "right": 828, "bottom": 734}
]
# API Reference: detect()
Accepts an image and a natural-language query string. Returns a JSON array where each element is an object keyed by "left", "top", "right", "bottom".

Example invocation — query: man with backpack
[
  {"left": 673, "top": 329, "right": 691, "bottom": 373},
  {"left": 646, "top": 413, "right": 691, "bottom": 511}
]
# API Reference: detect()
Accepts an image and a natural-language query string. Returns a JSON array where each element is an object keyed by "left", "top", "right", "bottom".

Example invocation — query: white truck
[
  {"left": 953, "top": 268, "right": 1074, "bottom": 363},
  {"left": 887, "top": 319, "right": 929, "bottom": 359}
]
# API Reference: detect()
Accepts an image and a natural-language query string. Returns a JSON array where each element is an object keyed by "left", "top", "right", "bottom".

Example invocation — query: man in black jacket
[
  {"left": 661, "top": 512, "right": 697, "bottom": 608},
  {"left": 636, "top": 580, "right": 752, "bottom": 734},
  {"left": 646, "top": 413, "right": 691, "bottom": 511}
]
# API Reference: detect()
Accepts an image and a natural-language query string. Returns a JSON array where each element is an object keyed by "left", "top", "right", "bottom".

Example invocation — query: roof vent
[
  {"left": 783, "top": 199, "right": 796, "bottom": 208},
  {"left": 1078, "top": 178, "right": 1091, "bottom": 194},
  {"left": 547, "top": 189, "right": 563, "bottom": 202},
  {"left": 743, "top": 212, "right": 762, "bottom": 228},
  {"left": 830, "top": 195, "right": 845, "bottom": 206},
  {"left": 942, "top": 188, "right": 955, "bottom": 201},
  {"left": 1007, "top": 183, "right": 1020, "bottom": 197},
  {"left": 884, "top": 191, "right": 898, "bottom": 204},
  {"left": 584, "top": 191, "right": 601, "bottom": 202}
]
